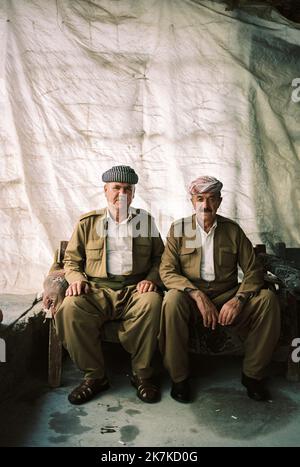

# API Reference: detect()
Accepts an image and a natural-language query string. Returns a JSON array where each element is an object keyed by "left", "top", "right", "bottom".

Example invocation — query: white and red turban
[{"left": 188, "top": 176, "right": 223, "bottom": 195}]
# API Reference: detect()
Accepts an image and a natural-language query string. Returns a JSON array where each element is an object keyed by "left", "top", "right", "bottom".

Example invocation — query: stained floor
[{"left": 0, "top": 345, "right": 300, "bottom": 447}]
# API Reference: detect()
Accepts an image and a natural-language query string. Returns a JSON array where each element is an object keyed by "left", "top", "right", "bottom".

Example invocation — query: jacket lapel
[
  {"left": 183, "top": 214, "right": 201, "bottom": 278},
  {"left": 95, "top": 210, "right": 108, "bottom": 278},
  {"left": 131, "top": 209, "right": 146, "bottom": 272}
]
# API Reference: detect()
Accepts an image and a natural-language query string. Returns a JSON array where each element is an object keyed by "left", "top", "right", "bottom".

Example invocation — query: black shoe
[
  {"left": 171, "top": 379, "right": 191, "bottom": 403},
  {"left": 241, "top": 373, "right": 271, "bottom": 401}
]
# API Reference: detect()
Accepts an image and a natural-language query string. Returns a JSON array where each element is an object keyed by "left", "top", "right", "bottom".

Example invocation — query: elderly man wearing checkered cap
[{"left": 56, "top": 165, "right": 164, "bottom": 405}]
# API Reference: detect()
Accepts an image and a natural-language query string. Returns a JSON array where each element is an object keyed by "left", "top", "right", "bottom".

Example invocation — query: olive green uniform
[
  {"left": 159, "top": 214, "right": 280, "bottom": 382},
  {"left": 55, "top": 208, "right": 164, "bottom": 380}
]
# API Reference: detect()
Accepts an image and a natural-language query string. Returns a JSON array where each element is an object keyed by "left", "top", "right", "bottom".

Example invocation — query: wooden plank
[{"left": 48, "top": 319, "right": 62, "bottom": 388}]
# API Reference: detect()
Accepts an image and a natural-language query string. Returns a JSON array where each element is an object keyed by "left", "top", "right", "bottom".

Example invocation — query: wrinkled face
[
  {"left": 191, "top": 191, "right": 222, "bottom": 224},
  {"left": 104, "top": 182, "right": 135, "bottom": 214}
]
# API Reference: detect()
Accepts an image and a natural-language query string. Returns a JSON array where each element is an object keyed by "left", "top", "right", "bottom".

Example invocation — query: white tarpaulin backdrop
[{"left": 1, "top": 0, "right": 300, "bottom": 293}]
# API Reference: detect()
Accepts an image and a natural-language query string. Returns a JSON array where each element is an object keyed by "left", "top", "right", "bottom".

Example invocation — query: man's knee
[
  {"left": 56, "top": 295, "right": 83, "bottom": 321},
  {"left": 255, "top": 289, "right": 280, "bottom": 319},
  {"left": 258, "top": 288, "right": 279, "bottom": 305},
  {"left": 136, "top": 291, "right": 162, "bottom": 318},
  {"left": 146, "top": 292, "right": 163, "bottom": 323},
  {"left": 164, "top": 289, "right": 187, "bottom": 305},
  {"left": 162, "top": 289, "right": 191, "bottom": 318},
  {"left": 147, "top": 291, "right": 163, "bottom": 306}
]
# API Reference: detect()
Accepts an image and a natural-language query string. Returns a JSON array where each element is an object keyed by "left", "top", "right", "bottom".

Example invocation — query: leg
[
  {"left": 119, "top": 290, "right": 162, "bottom": 379},
  {"left": 233, "top": 289, "right": 281, "bottom": 400},
  {"left": 159, "top": 289, "right": 192, "bottom": 383},
  {"left": 234, "top": 289, "right": 281, "bottom": 379},
  {"left": 118, "top": 289, "right": 162, "bottom": 403},
  {"left": 55, "top": 291, "right": 111, "bottom": 404}
]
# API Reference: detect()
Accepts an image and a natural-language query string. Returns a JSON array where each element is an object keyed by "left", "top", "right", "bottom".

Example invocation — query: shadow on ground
[{"left": 0, "top": 345, "right": 299, "bottom": 447}]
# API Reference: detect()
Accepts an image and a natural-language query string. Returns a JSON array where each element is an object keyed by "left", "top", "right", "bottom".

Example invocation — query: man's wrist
[
  {"left": 234, "top": 294, "right": 248, "bottom": 305},
  {"left": 185, "top": 288, "right": 203, "bottom": 300}
]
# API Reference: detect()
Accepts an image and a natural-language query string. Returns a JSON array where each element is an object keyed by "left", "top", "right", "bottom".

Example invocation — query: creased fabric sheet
[{"left": 0, "top": 0, "right": 299, "bottom": 293}]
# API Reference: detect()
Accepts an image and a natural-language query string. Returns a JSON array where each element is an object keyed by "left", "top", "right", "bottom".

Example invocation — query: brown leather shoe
[
  {"left": 131, "top": 375, "right": 160, "bottom": 403},
  {"left": 68, "top": 378, "right": 109, "bottom": 405}
]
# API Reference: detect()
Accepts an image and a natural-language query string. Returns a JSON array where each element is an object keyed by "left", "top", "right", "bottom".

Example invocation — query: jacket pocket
[
  {"left": 134, "top": 237, "right": 151, "bottom": 257},
  {"left": 219, "top": 247, "right": 237, "bottom": 270},
  {"left": 85, "top": 239, "right": 104, "bottom": 260},
  {"left": 179, "top": 247, "right": 196, "bottom": 271}
]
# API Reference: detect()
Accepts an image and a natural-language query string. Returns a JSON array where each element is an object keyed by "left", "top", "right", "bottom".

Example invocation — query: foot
[
  {"left": 171, "top": 379, "right": 191, "bottom": 403},
  {"left": 68, "top": 378, "right": 109, "bottom": 405},
  {"left": 131, "top": 375, "right": 160, "bottom": 403},
  {"left": 241, "top": 373, "right": 271, "bottom": 401}
]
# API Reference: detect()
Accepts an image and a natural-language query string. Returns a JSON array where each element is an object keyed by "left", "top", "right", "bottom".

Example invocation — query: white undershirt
[
  {"left": 197, "top": 219, "right": 217, "bottom": 281},
  {"left": 106, "top": 208, "right": 133, "bottom": 275}
]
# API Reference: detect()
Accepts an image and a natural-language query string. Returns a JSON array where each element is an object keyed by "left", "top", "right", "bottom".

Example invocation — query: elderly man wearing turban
[
  {"left": 159, "top": 176, "right": 280, "bottom": 403},
  {"left": 55, "top": 165, "right": 164, "bottom": 405}
]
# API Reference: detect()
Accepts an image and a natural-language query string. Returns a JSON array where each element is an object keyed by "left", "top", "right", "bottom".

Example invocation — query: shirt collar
[
  {"left": 196, "top": 218, "right": 217, "bottom": 236},
  {"left": 106, "top": 207, "right": 133, "bottom": 225}
]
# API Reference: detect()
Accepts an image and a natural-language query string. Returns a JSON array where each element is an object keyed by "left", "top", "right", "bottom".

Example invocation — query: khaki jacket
[
  {"left": 160, "top": 214, "right": 264, "bottom": 296},
  {"left": 64, "top": 208, "right": 164, "bottom": 286}
]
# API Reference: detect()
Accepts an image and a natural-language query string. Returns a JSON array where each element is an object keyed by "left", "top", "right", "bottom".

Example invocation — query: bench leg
[{"left": 48, "top": 318, "right": 62, "bottom": 388}]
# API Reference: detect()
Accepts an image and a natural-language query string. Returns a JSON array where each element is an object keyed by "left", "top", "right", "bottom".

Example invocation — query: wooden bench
[{"left": 44, "top": 241, "right": 300, "bottom": 387}]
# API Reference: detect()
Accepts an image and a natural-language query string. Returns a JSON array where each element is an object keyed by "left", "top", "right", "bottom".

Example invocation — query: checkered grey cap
[{"left": 102, "top": 165, "right": 139, "bottom": 184}]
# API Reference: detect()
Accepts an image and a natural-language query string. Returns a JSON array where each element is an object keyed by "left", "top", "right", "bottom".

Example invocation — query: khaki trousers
[
  {"left": 55, "top": 284, "right": 162, "bottom": 380},
  {"left": 159, "top": 288, "right": 281, "bottom": 382}
]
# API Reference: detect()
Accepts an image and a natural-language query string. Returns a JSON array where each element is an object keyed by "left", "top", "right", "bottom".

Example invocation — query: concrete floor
[{"left": 0, "top": 345, "right": 300, "bottom": 447}]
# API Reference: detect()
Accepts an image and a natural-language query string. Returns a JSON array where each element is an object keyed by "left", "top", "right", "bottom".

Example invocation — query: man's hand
[
  {"left": 137, "top": 280, "right": 157, "bottom": 294},
  {"left": 189, "top": 290, "right": 219, "bottom": 330},
  {"left": 65, "top": 281, "right": 90, "bottom": 296},
  {"left": 218, "top": 297, "right": 242, "bottom": 326}
]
